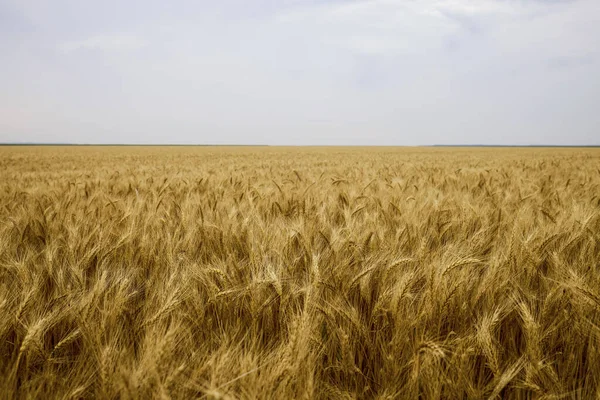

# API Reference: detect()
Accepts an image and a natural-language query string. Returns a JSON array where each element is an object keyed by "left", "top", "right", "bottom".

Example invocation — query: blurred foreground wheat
[{"left": 1, "top": 146, "right": 599, "bottom": 399}]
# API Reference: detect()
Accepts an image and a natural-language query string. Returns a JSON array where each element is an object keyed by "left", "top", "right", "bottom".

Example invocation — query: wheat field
[{"left": 1, "top": 146, "right": 599, "bottom": 399}]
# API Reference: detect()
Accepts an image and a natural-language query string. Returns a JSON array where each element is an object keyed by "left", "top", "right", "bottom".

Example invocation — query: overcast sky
[{"left": 0, "top": 0, "right": 598, "bottom": 145}]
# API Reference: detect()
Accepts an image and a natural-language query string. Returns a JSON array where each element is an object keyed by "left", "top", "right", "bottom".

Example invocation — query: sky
[{"left": 0, "top": 0, "right": 598, "bottom": 145}]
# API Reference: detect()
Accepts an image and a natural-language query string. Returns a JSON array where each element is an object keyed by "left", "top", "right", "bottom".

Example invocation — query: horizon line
[{"left": 1, "top": 143, "right": 599, "bottom": 148}]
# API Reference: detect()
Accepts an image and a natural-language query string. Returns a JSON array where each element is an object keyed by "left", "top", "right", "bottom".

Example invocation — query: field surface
[{"left": 1, "top": 146, "right": 600, "bottom": 399}]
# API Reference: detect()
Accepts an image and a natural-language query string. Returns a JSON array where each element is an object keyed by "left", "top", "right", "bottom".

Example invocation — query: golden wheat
[{"left": 1, "top": 146, "right": 599, "bottom": 399}]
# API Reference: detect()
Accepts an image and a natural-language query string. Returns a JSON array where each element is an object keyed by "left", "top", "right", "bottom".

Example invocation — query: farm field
[{"left": 1, "top": 146, "right": 600, "bottom": 399}]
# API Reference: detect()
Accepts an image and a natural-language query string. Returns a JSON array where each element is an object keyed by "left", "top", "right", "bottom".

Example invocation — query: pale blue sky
[{"left": 1, "top": 0, "right": 598, "bottom": 145}]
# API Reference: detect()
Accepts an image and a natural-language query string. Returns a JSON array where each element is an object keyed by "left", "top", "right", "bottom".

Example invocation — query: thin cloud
[
  {"left": 547, "top": 54, "right": 595, "bottom": 69},
  {"left": 58, "top": 34, "right": 147, "bottom": 54}
]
